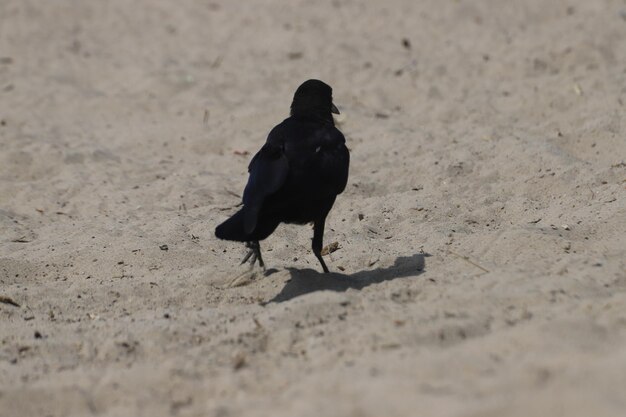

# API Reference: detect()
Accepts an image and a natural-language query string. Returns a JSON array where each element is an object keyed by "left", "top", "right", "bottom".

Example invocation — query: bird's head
[{"left": 290, "top": 79, "right": 339, "bottom": 122}]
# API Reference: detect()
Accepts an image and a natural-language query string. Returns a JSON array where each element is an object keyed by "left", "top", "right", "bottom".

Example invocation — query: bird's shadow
[{"left": 267, "top": 252, "right": 428, "bottom": 303}]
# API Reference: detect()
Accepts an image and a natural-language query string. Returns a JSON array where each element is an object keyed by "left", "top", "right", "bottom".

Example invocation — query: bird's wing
[
  {"left": 333, "top": 133, "right": 350, "bottom": 194},
  {"left": 318, "top": 128, "right": 350, "bottom": 194},
  {"left": 335, "top": 143, "right": 350, "bottom": 194},
  {"left": 242, "top": 136, "right": 288, "bottom": 234}
]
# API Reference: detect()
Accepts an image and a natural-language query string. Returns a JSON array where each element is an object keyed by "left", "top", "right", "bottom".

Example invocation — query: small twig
[
  {"left": 253, "top": 317, "right": 263, "bottom": 330},
  {"left": 224, "top": 188, "right": 241, "bottom": 199},
  {"left": 320, "top": 242, "right": 339, "bottom": 256},
  {"left": 448, "top": 250, "right": 490, "bottom": 273},
  {"left": 0, "top": 295, "right": 20, "bottom": 307},
  {"left": 216, "top": 202, "right": 243, "bottom": 211},
  {"left": 211, "top": 56, "right": 222, "bottom": 69},
  {"left": 368, "top": 258, "right": 380, "bottom": 267}
]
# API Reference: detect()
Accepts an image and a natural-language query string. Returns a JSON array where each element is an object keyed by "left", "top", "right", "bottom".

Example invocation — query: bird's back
[{"left": 255, "top": 116, "right": 349, "bottom": 225}]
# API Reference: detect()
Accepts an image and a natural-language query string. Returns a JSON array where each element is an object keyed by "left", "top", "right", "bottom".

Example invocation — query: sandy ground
[{"left": 1, "top": 0, "right": 626, "bottom": 416}]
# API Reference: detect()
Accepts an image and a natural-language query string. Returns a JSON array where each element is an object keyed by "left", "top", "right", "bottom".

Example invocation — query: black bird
[{"left": 215, "top": 79, "right": 349, "bottom": 274}]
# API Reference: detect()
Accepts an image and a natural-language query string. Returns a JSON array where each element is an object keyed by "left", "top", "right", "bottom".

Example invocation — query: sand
[{"left": 1, "top": 0, "right": 626, "bottom": 416}]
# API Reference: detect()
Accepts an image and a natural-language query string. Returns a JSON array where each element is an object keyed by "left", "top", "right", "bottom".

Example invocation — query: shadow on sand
[{"left": 267, "top": 252, "right": 428, "bottom": 303}]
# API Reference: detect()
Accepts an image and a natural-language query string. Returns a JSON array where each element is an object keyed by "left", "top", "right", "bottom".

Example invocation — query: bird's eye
[{"left": 315, "top": 146, "right": 321, "bottom": 153}]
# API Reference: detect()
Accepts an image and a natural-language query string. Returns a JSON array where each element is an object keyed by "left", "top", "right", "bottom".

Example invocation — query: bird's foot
[
  {"left": 240, "top": 241, "right": 265, "bottom": 268},
  {"left": 228, "top": 241, "right": 266, "bottom": 287}
]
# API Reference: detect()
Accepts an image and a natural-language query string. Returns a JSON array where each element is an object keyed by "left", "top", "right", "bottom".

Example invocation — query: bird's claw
[
  {"left": 240, "top": 248, "right": 255, "bottom": 266},
  {"left": 228, "top": 242, "right": 266, "bottom": 287},
  {"left": 240, "top": 241, "right": 265, "bottom": 269}
]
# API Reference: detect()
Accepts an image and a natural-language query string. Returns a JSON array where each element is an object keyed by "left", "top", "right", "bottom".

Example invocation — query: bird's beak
[{"left": 331, "top": 103, "right": 340, "bottom": 114}]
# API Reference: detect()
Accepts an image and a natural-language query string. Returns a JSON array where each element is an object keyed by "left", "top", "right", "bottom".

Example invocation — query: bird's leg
[
  {"left": 230, "top": 241, "right": 265, "bottom": 287},
  {"left": 312, "top": 219, "right": 330, "bottom": 273},
  {"left": 242, "top": 240, "right": 264, "bottom": 270},
  {"left": 240, "top": 244, "right": 256, "bottom": 266},
  {"left": 251, "top": 241, "right": 265, "bottom": 269}
]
